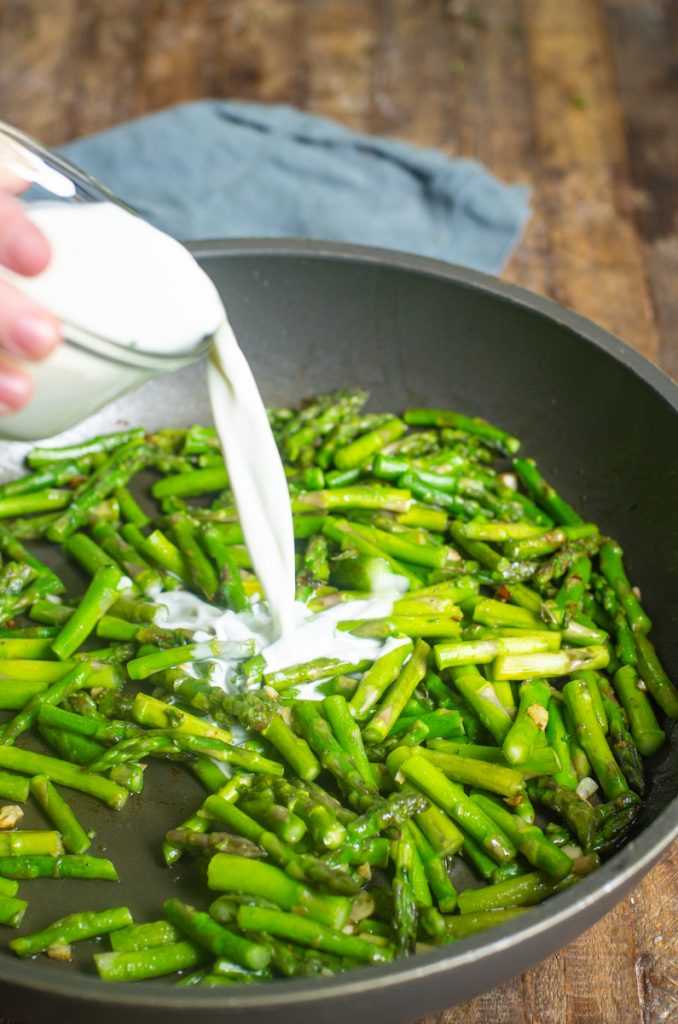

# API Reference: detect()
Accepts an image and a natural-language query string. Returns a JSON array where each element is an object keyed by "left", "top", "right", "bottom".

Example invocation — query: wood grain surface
[{"left": 0, "top": 2, "right": 676, "bottom": 1022}]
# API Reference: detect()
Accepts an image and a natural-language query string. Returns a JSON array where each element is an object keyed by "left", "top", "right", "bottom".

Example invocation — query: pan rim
[
  {"left": 187, "top": 236, "right": 677, "bottom": 410},
  {"left": 1, "top": 237, "right": 676, "bottom": 1013}
]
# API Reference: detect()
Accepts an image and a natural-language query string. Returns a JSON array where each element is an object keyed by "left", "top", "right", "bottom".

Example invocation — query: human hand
[{"left": 0, "top": 185, "right": 61, "bottom": 413}]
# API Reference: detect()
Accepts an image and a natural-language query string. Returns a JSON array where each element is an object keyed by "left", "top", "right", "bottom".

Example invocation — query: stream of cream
[{"left": 0, "top": 201, "right": 297, "bottom": 635}]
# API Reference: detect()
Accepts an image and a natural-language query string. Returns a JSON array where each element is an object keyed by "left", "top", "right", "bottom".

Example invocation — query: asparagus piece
[
  {"left": 10, "top": 906, "right": 133, "bottom": 957},
  {"left": 236, "top": 905, "right": 393, "bottom": 964},
  {"left": 170, "top": 514, "right": 220, "bottom": 601},
  {"left": 448, "top": 664, "right": 513, "bottom": 744},
  {"left": 0, "top": 663, "right": 94, "bottom": 746},
  {"left": 127, "top": 638, "right": 254, "bottom": 680},
  {"left": 0, "top": 524, "right": 63, "bottom": 591},
  {"left": 505, "top": 527, "right": 597, "bottom": 562},
  {"left": 131, "top": 692, "right": 231, "bottom": 744},
  {"left": 0, "top": 896, "right": 28, "bottom": 927},
  {"left": 115, "top": 486, "right": 150, "bottom": 527},
  {"left": 47, "top": 441, "right": 150, "bottom": 543},
  {"left": 413, "top": 795, "right": 465, "bottom": 857},
  {"left": 265, "top": 655, "right": 372, "bottom": 692},
  {"left": 398, "top": 471, "right": 483, "bottom": 520},
  {"left": 152, "top": 466, "right": 229, "bottom": 500},
  {"left": 457, "top": 521, "right": 550, "bottom": 543},
  {"left": 390, "top": 709, "right": 463, "bottom": 740},
  {"left": 0, "top": 747, "right": 128, "bottom": 809},
  {"left": 441, "top": 907, "right": 527, "bottom": 940},
  {"left": 404, "top": 409, "right": 520, "bottom": 456},
  {"left": 408, "top": 820, "right": 457, "bottom": 913},
  {"left": 294, "top": 778, "right": 358, "bottom": 825},
  {"left": 203, "top": 795, "right": 357, "bottom": 895},
  {"left": 0, "top": 460, "right": 92, "bottom": 498},
  {"left": 458, "top": 870, "right": 576, "bottom": 913},
  {"left": 0, "top": 830, "right": 62, "bottom": 856},
  {"left": 238, "top": 792, "right": 307, "bottom": 845},
  {"left": 0, "top": 488, "right": 74, "bottom": 519},
  {"left": 634, "top": 633, "right": 678, "bottom": 720},
  {"left": 164, "top": 897, "right": 271, "bottom": 970},
  {"left": 612, "top": 665, "right": 665, "bottom": 757},
  {"left": 527, "top": 779, "right": 600, "bottom": 850},
  {"left": 165, "top": 827, "right": 270, "bottom": 861},
  {"left": 163, "top": 774, "right": 252, "bottom": 867},
  {"left": 38, "top": 718, "right": 106, "bottom": 766},
  {"left": 434, "top": 632, "right": 559, "bottom": 670},
  {"left": 269, "top": 778, "right": 346, "bottom": 850},
  {"left": 323, "top": 517, "right": 422, "bottom": 586},
  {"left": 417, "top": 749, "right": 526, "bottom": 798},
  {"left": 220, "top": 692, "right": 320, "bottom": 781},
  {"left": 51, "top": 566, "right": 123, "bottom": 660},
  {"left": 591, "top": 792, "right": 642, "bottom": 854},
  {"left": 30, "top": 775, "right": 91, "bottom": 854},
  {"left": 598, "top": 541, "right": 652, "bottom": 635},
  {"left": 207, "top": 854, "right": 352, "bottom": 931},
  {"left": 469, "top": 793, "right": 572, "bottom": 881},
  {"left": 122, "top": 525, "right": 190, "bottom": 584},
  {"left": 338, "top": 519, "right": 450, "bottom": 571},
  {"left": 391, "top": 833, "right": 417, "bottom": 955},
  {"left": 0, "top": 854, "right": 117, "bottom": 880},
  {"left": 295, "top": 486, "right": 412, "bottom": 515},
  {"left": 0, "top": 636, "right": 57, "bottom": 659},
  {"left": 493, "top": 646, "right": 609, "bottom": 681},
  {"left": 549, "top": 555, "right": 593, "bottom": 626},
  {"left": 545, "top": 699, "right": 578, "bottom": 790},
  {"left": 502, "top": 679, "right": 552, "bottom": 766},
  {"left": 110, "top": 596, "right": 166, "bottom": 623},
  {"left": 323, "top": 837, "right": 390, "bottom": 869},
  {"left": 350, "top": 641, "right": 413, "bottom": 720},
  {"left": 27, "top": 429, "right": 145, "bottom": 468},
  {"left": 334, "top": 417, "right": 406, "bottom": 469},
  {"left": 0, "top": 771, "right": 30, "bottom": 802},
  {"left": 563, "top": 679, "right": 630, "bottom": 800},
  {"left": 323, "top": 694, "right": 376, "bottom": 787},
  {"left": 0, "top": 873, "right": 20, "bottom": 896},
  {"left": 201, "top": 526, "right": 251, "bottom": 612},
  {"left": 291, "top": 701, "right": 379, "bottom": 808},
  {"left": 38, "top": 704, "right": 136, "bottom": 745},
  {"left": 596, "top": 679, "right": 645, "bottom": 796},
  {"left": 387, "top": 749, "right": 516, "bottom": 864},
  {"left": 110, "top": 919, "right": 181, "bottom": 952},
  {"left": 512, "top": 458, "right": 582, "bottom": 525},
  {"left": 94, "top": 941, "right": 207, "bottom": 982},
  {"left": 362, "top": 639, "right": 430, "bottom": 743},
  {"left": 0, "top": 577, "right": 64, "bottom": 626},
  {"left": 562, "top": 705, "right": 592, "bottom": 781},
  {"left": 90, "top": 522, "right": 162, "bottom": 595},
  {"left": 591, "top": 574, "right": 637, "bottom": 666},
  {"left": 346, "top": 789, "right": 429, "bottom": 842},
  {"left": 426, "top": 738, "right": 558, "bottom": 776}
]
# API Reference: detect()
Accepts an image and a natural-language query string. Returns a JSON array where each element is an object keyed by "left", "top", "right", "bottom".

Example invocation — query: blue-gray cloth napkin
[{"left": 61, "top": 100, "right": 530, "bottom": 274}]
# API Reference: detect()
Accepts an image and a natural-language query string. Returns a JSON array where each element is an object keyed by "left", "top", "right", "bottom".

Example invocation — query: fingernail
[
  {"left": 0, "top": 367, "right": 32, "bottom": 412},
  {"left": 9, "top": 314, "right": 60, "bottom": 359},
  {"left": 5, "top": 219, "right": 51, "bottom": 275}
]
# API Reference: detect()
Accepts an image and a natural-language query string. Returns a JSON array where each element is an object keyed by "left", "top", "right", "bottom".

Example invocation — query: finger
[
  {"left": 0, "top": 196, "right": 51, "bottom": 275},
  {"left": 0, "top": 168, "right": 28, "bottom": 194},
  {"left": 0, "top": 357, "right": 33, "bottom": 414},
  {"left": 0, "top": 279, "right": 61, "bottom": 360}
]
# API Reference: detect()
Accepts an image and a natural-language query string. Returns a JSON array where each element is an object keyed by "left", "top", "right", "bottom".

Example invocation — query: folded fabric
[{"left": 61, "top": 99, "right": 530, "bottom": 274}]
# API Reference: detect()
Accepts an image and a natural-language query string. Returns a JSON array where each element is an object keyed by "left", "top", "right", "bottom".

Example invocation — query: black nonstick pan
[{"left": 0, "top": 239, "right": 675, "bottom": 1024}]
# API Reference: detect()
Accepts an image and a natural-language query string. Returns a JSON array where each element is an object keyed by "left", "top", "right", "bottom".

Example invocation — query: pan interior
[{"left": 0, "top": 242, "right": 675, "bottom": 1017}]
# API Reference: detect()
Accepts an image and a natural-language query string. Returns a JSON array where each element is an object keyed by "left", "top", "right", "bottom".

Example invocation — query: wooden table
[{"left": 0, "top": 1, "right": 676, "bottom": 1021}]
